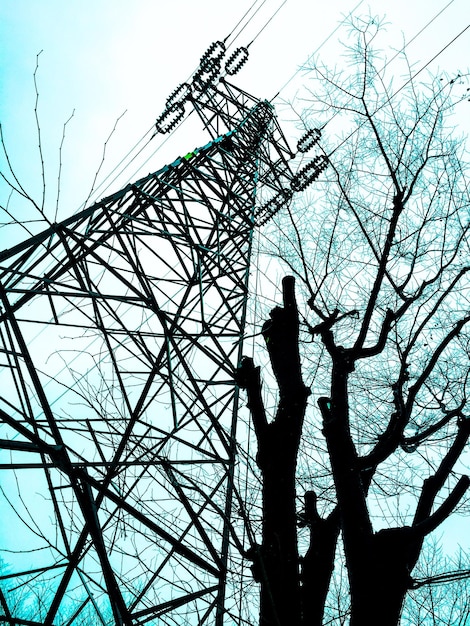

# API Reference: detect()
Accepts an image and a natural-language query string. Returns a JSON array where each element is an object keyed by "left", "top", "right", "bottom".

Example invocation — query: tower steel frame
[{"left": 0, "top": 63, "right": 296, "bottom": 625}]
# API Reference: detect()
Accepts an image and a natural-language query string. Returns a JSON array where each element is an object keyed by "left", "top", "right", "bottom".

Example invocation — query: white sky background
[
  {"left": 0, "top": 0, "right": 469, "bottom": 249},
  {"left": 0, "top": 0, "right": 469, "bottom": 571}
]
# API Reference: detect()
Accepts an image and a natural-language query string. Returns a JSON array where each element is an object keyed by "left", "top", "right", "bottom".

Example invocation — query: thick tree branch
[
  {"left": 407, "top": 314, "right": 470, "bottom": 409},
  {"left": 300, "top": 496, "right": 340, "bottom": 626},
  {"left": 412, "top": 476, "right": 470, "bottom": 538},
  {"left": 413, "top": 417, "right": 470, "bottom": 528},
  {"left": 355, "top": 308, "right": 395, "bottom": 358},
  {"left": 362, "top": 313, "right": 470, "bottom": 470},
  {"left": 261, "top": 275, "right": 306, "bottom": 398},
  {"left": 402, "top": 403, "right": 465, "bottom": 449},
  {"left": 359, "top": 365, "right": 410, "bottom": 469},
  {"left": 353, "top": 190, "right": 405, "bottom": 354},
  {"left": 235, "top": 356, "right": 268, "bottom": 440}
]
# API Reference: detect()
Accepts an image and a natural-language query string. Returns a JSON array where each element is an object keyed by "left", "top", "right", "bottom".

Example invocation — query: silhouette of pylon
[{"left": 0, "top": 87, "right": 294, "bottom": 624}]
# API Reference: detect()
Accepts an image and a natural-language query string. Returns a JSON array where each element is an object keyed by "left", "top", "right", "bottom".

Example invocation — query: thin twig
[
  {"left": 33, "top": 50, "right": 47, "bottom": 216},
  {"left": 0, "top": 124, "right": 41, "bottom": 211},
  {"left": 55, "top": 109, "right": 75, "bottom": 222},
  {"left": 83, "top": 110, "right": 127, "bottom": 208}
]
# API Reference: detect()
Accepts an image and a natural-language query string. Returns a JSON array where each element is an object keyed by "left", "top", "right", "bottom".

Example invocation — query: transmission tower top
[
  {"left": 155, "top": 41, "right": 261, "bottom": 138},
  {"left": 152, "top": 39, "right": 328, "bottom": 226}
]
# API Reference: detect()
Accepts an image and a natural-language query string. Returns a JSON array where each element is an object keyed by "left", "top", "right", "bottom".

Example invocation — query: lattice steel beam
[{"left": 0, "top": 81, "right": 295, "bottom": 625}]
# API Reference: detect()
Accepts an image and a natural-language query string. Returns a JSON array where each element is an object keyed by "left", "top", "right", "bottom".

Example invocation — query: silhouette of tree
[{"left": 237, "top": 17, "right": 470, "bottom": 626}]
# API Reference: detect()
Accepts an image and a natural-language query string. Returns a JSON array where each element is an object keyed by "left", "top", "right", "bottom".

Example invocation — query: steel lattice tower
[{"left": 0, "top": 44, "right": 305, "bottom": 625}]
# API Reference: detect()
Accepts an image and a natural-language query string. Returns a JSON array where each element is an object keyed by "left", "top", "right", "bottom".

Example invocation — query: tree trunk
[
  {"left": 349, "top": 528, "right": 419, "bottom": 626},
  {"left": 300, "top": 499, "right": 340, "bottom": 626},
  {"left": 237, "top": 277, "right": 309, "bottom": 626},
  {"left": 258, "top": 434, "right": 303, "bottom": 626}
]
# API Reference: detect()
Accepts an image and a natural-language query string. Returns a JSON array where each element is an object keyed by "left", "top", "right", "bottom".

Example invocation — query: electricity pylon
[{"left": 0, "top": 43, "right": 303, "bottom": 625}]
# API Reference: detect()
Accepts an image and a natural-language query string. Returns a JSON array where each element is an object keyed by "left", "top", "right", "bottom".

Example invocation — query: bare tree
[{"left": 237, "top": 17, "right": 470, "bottom": 626}]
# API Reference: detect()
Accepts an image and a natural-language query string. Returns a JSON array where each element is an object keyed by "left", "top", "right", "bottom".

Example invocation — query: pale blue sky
[{"left": 1, "top": 0, "right": 469, "bottom": 242}]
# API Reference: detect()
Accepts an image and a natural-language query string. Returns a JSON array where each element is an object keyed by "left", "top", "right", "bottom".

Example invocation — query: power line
[
  {"left": 272, "top": 2, "right": 455, "bottom": 135},
  {"left": 323, "top": 0, "right": 457, "bottom": 102},
  {"left": 226, "top": 0, "right": 272, "bottom": 47},
  {"left": 392, "top": 22, "right": 470, "bottom": 100},
  {"left": 24, "top": 5, "right": 470, "bottom": 354},
  {"left": 248, "top": 0, "right": 288, "bottom": 47},
  {"left": 85, "top": 0, "right": 292, "bottom": 205},
  {"left": 273, "top": 0, "right": 366, "bottom": 99},
  {"left": 413, "top": 568, "right": 470, "bottom": 588},
  {"left": 384, "top": 0, "right": 457, "bottom": 69}
]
